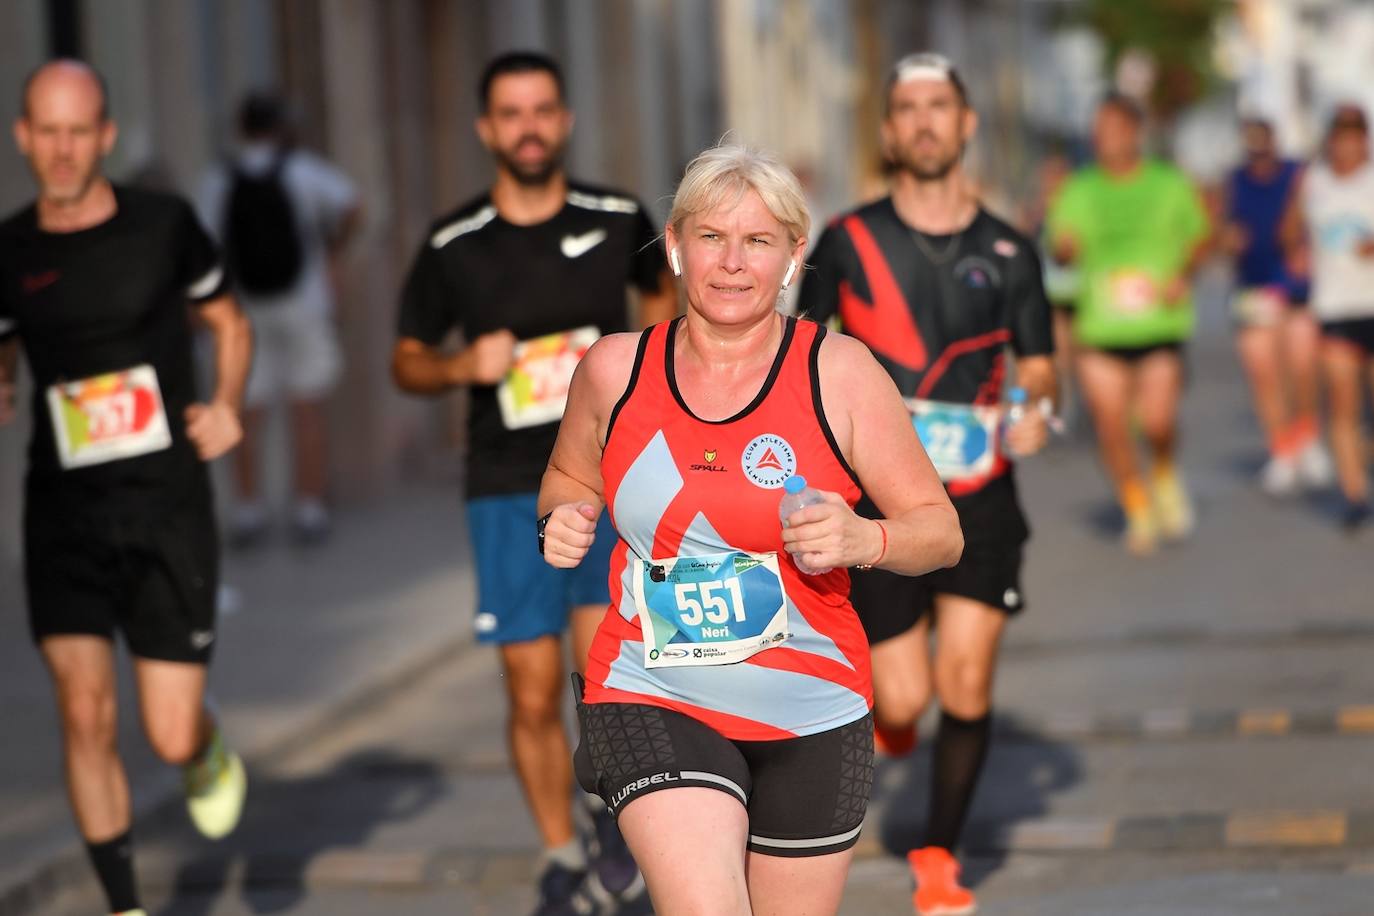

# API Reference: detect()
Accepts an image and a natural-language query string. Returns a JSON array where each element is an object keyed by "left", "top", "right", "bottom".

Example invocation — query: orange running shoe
[
  {"left": 908, "top": 846, "right": 976, "bottom": 916},
  {"left": 874, "top": 721, "right": 917, "bottom": 757}
]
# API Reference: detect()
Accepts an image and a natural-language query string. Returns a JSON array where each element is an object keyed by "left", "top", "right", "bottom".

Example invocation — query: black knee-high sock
[
  {"left": 925, "top": 710, "right": 992, "bottom": 851},
  {"left": 86, "top": 829, "right": 139, "bottom": 913}
]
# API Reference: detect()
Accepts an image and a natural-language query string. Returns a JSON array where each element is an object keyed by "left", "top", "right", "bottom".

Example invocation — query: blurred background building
[{"left": 4, "top": 0, "right": 1374, "bottom": 565}]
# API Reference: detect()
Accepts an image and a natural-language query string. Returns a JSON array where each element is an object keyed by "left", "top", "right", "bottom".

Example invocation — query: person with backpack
[{"left": 197, "top": 93, "right": 360, "bottom": 545}]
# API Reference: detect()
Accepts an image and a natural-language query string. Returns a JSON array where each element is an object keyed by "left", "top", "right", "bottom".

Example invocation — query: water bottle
[
  {"left": 779, "top": 475, "right": 833, "bottom": 575},
  {"left": 1001, "top": 386, "right": 1028, "bottom": 454}
]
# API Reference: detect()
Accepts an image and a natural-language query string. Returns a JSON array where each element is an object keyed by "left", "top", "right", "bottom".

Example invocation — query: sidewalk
[{"left": 0, "top": 483, "right": 478, "bottom": 916}]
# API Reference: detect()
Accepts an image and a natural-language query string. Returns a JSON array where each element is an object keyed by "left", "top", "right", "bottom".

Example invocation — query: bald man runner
[{"left": 0, "top": 60, "right": 252, "bottom": 916}]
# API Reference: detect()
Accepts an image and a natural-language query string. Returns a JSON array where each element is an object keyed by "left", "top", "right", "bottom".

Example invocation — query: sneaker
[
  {"left": 1340, "top": 500, "right": 1371, "bottom": 535},
  {"left": 1122, "top": 507, "right": 1158, "bottom": 556},
  {"left": 291, "top": 499, "right": 332, "bottom": 546},
  {"left": 228, "top": 503, "right": 269, "bottom": 550},
  {"left": 909, "top": 846, "right": 976, "bottom": 916},
  {"left": 1259, "top": 456, "right": 1300, "bottom": 497},
  {"left": 586, "top": 804, "right": 644, "bottom": 903},
  {"left": 531, "top": 861, "right": 596, "bottom": 916},
  {"left": 1152, "top": 470, "right": 1195, "bottom": 542},
  {"left": 1297, "top": 441, "right": 1335, "bottom": 489},
  {"left": 183, "top": 730, "right": 247, "bottom": 840},
  {"left": 113, "top": 911, "right": 148, "bottom": 915},
  {"left": 875, "top": 721, "right": 917, "bottom": 757}
]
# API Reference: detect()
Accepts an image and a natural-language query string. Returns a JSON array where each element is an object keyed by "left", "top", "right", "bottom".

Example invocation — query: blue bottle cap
[
  {"left": 1009, "top": 386, "right": 1028, "bottom": 405},
  {"left": 782, "top": 475, "right": 807, "bottom": 494}
]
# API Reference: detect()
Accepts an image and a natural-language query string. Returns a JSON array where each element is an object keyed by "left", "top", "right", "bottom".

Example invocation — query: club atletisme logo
[{"left": 741, "top": 434, "right": 795, "bottom": 488}]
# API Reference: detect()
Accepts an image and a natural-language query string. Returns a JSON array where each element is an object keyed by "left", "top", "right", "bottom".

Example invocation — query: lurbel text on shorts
[{"left": 611, "top": 772, "right": 680, "bottom": 807}]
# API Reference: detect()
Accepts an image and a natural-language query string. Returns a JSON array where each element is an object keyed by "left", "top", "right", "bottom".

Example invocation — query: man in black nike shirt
[
  {"left": 392, "top": 52, "right": 675, "bottom": 915},
  {"left": 797, "top": 53, "right": 1056, "bottom": 916},
  {"left": 0, "top": 60, "right": 252, "bottom": 916}
]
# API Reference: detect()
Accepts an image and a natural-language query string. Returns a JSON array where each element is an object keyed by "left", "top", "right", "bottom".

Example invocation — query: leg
[
  {"left": 133, "top": 657, "right": 211, "bottom": 766},
  {"left": 618, "top": 788, "right": 751, "bottom": 915},
  {"left": 41, "top": 636, "right": 129, "bottom": 841},
  {"left": 1133, "top": 347, "right": 1186, "bottom": 469},
  {"left": 500, "top": 636, "right": 576, "bottom": 847},
  {"left": 289, "top": 398, "right": 330, "bottom": 504},
  {"left": 1322, "top": 340, "right": 1367, "bottom": 505},
  {"left": 231, "top": 406, "right": 267, "bottom": 506},
  {"left": 1236, "top": 325, "right": 1290, "bottom": 455},
  {"left": 747, "top": 849, "right": 854, "bottom": 916},
  {"left": 928, "top": 595, "right": 1006, "bottom": 848},
  {"left": 43, "top": 636, "right": 143, "bottom": 915},
  {"left": 1075, "top": 350, "right": 1151, "bottom": 550},
  {"left": 1284, "top": 309, "right": 1324, "bottom": 428},
  {"left": 869, "top": 615, "right": 933, "bottom": 732}
]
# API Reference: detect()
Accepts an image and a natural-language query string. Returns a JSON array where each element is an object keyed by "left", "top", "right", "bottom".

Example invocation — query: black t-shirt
[
  {"left": 397, "top": 182, "right": 665, "bottom": 498},
  {"left": 0, "top": 186, "right": 228, "bottom": 508},
  {"left": 796, "top": 199, "right": 1052, "bottom": 541}
]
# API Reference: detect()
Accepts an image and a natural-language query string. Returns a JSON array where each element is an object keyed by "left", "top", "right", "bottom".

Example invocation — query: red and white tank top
[{"left": 583, "top": 314, "right": 871, "bottom": 740}]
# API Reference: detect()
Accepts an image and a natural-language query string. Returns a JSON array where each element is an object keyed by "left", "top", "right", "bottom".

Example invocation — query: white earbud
[
  {"left": 781, "top": 260, "right": 797, "bottom": 289},
  {"left": 669, "top": 247, "right": 682, "bottom": 277}
]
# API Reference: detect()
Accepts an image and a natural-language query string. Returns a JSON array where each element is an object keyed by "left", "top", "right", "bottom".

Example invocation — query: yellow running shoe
[
  {"left": 183, "top": 730, "right": 247, "bottom": 840},
  {"left": 113, "top": 910, "right": 148, "bottom": 915},
  {"left": 1152, "top": 468, "right": 1195, "bottom": 542},
  {"left": 1123, "top": 506, "right": 1158, "bottom": 556}
]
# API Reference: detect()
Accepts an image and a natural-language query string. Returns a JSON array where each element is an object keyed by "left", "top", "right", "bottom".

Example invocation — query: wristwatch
[{"left": 537, "top": 511, "right": 552, "bottom": 555}]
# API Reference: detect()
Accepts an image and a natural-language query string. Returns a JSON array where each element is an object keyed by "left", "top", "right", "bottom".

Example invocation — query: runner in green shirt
[{"left": 1048, "top": 94, "right": 1211, "bottom": 554}]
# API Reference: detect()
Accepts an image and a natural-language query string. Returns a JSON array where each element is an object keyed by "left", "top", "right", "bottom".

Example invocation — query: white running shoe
[
  {"left": 1153, "top": 471, "right": 1196, "bottom": 542},
  {"left": 1297, "top": 441, "right": 1335, "bottom": 489},
  {"left": 1259, "top": 456, "right": 1300, "bottom": 497},
  {"left": 184, "top": 731, "right": 247, "bottom": 840}
]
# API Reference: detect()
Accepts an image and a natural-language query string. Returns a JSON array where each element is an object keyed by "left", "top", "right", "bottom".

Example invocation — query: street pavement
[{"left": 8, "top": 319, "right": 1374, "bottom": 915}]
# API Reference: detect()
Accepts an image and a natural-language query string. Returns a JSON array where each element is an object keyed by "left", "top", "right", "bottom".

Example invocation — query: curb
[{"left": 0, "top": 629, "right": 475, "bottom": 916}]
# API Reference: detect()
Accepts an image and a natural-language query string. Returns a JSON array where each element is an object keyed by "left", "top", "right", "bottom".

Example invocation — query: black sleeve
[
  {"left": 1006, "top": 242, "right": 1054, "bottom": 357},
  {"left": 397, "top": 241, "right": 460, "bottom": 345},
  {"left": 176, "top": 199, "right": 229, "bottom": 304},
  {"left": 795, "top": 225, "right": 844, "bottom": 323},
  {"left": 628, "top": 202, "right": 666, "bottom": 292}
]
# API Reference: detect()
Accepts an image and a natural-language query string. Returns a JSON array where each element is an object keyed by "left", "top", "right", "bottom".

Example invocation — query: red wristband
[{"left": 857, "top": 520, "right": 887, "bottom": 570}]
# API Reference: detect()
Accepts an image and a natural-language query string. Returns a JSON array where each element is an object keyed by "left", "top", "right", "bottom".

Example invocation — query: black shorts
[
  {"left": 853, "top": 477, "right": 1027, "bottom": 645},
  {"left": 1093, "top": 341, "right": 1186, "bottom": 363},
  {"left": 1322, "top": 318, "right": 1374, "bottom": 355},
  {"left": 574, "top": 693, "right": 874, "bottom": 858},
  {"left": 24, "top": 492, "right": 219, "bottom": 664}
]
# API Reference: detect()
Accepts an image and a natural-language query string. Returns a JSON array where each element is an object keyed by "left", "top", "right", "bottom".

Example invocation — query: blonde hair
[{"left": 669, "top": 144, "right": 810, "bottom": 244}]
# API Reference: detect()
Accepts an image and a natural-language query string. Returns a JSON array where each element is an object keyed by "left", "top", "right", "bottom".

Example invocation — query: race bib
[
  {"left": 496, "top": 325, "right": 600, "bottom": 430},
  {"left": 1107, "top": 270, "right": 1158, "bottom": 315},
  {"left": 632, "top": 550, "right": 790, "bottom": 669},
  {"left": 908, "top": 398, "right": 1001, "bottom": 483},
  {"left": 1231, "top": 285, "right": 1286, "bottom": 327},
  {"left": 47, "top": 364, "right": 172, "bottom": 470}
]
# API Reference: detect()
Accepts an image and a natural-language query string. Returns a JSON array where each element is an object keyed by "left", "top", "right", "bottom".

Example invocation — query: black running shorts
[
  {"left": 1322, "top": 317, "right": 1374, "bottom": 355},
  {"left": 574, "top": 694, "right": 874, "bottom": 858},
  {"left": 24, "top": 491, "right": 220, "bottom": 664},
  {"left": 852, "top": 477, "right": 1028, "bottom": 645}
]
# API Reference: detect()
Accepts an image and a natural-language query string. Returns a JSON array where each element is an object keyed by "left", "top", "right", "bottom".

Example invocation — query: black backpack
[{"left": 223, "top": 152, "right": 304, "bottom": 296}]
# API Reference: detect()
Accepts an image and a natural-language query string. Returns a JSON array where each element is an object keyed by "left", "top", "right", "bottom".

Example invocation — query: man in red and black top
[{"left": 797, "top": 53, "right": 1055, "bottom": 916}]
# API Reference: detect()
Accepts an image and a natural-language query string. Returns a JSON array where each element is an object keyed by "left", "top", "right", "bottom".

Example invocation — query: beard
[
  {"left": 890, "top": 133, "right": 963, "bottom": 182},
  {"left": 37, "top": 159, "right": 101, "bottom": 205},
  {"left": 495, "top": 135, "right": 566, "bottom": 187}
]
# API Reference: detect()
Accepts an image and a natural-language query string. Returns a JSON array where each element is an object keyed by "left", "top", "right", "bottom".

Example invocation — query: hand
[
  {"left": 185, "top": 401, "right": 242, "bottom": 461},
  {"left": 0, "top": 381, "right": 15, "bottom": 427},
  {"left": 1003, "top": 407, "right": 1049, "bottom": 458},
  {"left": 1357, "top": 238, "right": 1374, "bottom": 260},
  {"left": 1221, "top": 222, "right": 1250, "bottom": 256},
  {"left": 780, "top": 491, "right": 884, "bottom": 571},
  {"left": 455, "top": 329, "right": 517, "bottom": 385},
  {"left": 1052, "top": 234, "right": 1079, "bottom": 266},
  {"left": 1162, "top": 276, "right": 1190, "bottom": 308},
  {"left": 543, "top": 502, "right": 599, "bottom": 569}
]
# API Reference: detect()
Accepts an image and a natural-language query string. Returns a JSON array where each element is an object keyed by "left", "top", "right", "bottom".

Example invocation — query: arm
[
  {"left": 391, "top": 331, "right": 516, "bottom": 394},
  {"left": 186, "top": 294, "right": 252, "bottom": 460},
  {"left": 1279, "top": 167, "right": 1310, "bottom": 275},
  {"left": 781, "top": 334, "right": 963, "bottom": 576},
  {"left": 0, "top": 336, "right": 18, "bottom": 426},
  {"left": 537, "top": 333, "right": 640, "bottom": 567}
]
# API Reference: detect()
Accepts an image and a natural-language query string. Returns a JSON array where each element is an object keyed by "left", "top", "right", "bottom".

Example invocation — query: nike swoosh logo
[
  {"left": 838, "top": 215, "right": 928, "bottom": 372},
  {"left": 561, "top": 229, "right": 607, "bottom": 259}
]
